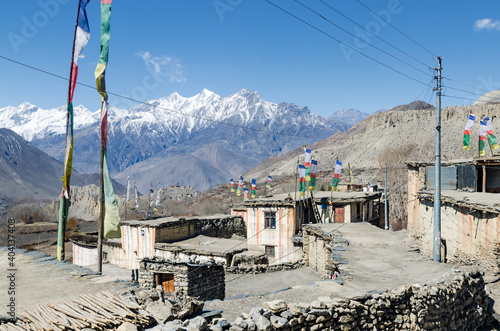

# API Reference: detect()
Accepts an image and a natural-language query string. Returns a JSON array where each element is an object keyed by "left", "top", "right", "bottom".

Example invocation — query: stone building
[
  {"left": 407, "top": 156, "right": 500, "bottom": 269},
  {"left": 139, "top": 257, "right": 225, "bottom": 301},
  {"left": 231, "top": 191, "right": 381, "bottom": 264}
]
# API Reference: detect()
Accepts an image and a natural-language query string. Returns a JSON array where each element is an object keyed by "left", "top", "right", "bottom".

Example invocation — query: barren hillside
[{"left": 245, "top": 103, "right": 500, "bottom": 188}]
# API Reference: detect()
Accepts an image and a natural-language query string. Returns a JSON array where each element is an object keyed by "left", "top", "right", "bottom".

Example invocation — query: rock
[
  {"left": 263, "top": 300, "right": 288, "bottom": 314},
  {"left": 262, "top": 309, "right": 273, "bottom": 319},
  {"left": 249, "top": 307, "right": 264, "bottom": 316},
  {"left": 394, "top": 315, "right": 404, "bottom": 324},
  {"left": 161, "top": 320, "right": 185, "bottom": 331},
  {"left": 216, "top": 320, "right": 231, "bottom": 330},
  {"left": 338, "top": 314, "right": 354, "bottom": 323},
  {"left": 288, "top": 303, "right": 310, "bottom": 315},
  {"left": 117, "top": 322, "right": 138, "bottom": 331},
  {"left": 252, "top": 313, "right": 272, "bottom": 331},
  {"left": 270, "top": 315, "right": 289, "bottom": 328},
  {"left": 280, "top": 310, "right": 293, "bottom": 320},
  {"left": 234, "top": 317, "right": 247, "bottom": 329},
  {"left": 136, "top": 289, "right": 160, "bottom": 305},
  {"left": 246, "top": 318, "right": 257, "bottom": 331},
  {"left": 310, "top": 300, "right": 326, "bottom": 309},
  {"left": 209, "top": 326, "right": 223, "bottom": 331},
  {"left": 185, "top": 316, "right": 208, "bottom": 331},
  {"left": 145, "top": 300, "right": 173, "bottom": 324},
  {"left": 308, "top": 309, "right": 331, "bottom": 317},
  {"left": 228, "top": 327, "right": 243, "bottom": 331}
]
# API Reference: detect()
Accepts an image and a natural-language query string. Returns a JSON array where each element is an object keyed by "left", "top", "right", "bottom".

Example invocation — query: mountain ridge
[{"left": 0, "top": 89, "right": 366, "bottom": 191}]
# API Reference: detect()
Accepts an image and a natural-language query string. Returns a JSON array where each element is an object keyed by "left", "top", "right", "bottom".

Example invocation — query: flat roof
[
  {"left": 234, "top": 191, "right": 381, "bottom": 207},
  {"left": 408, "top": 156, "right": 500, "bottom": 167},
  {"left": 155, "top": 234, "right": 261, "bottom": 257},
  {"left": 418, "top": 190, "right": 500, "bottom": 214},
  {"left": 121, "top": 214, "right": 240, "bottom": 228}
]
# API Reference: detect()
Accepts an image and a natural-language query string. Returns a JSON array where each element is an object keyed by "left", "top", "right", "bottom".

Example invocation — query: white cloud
[
  {"left": 137, "top": 51, "right": 186, "bottom": 83},
  {"left": 474, "top": 18, "right": 500, "bottom": 31}
]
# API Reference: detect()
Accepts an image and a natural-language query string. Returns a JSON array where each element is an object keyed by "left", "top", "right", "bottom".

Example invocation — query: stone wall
[
  {"left": 226, "top": 261, "right": 304, "bottom": 274},
  {"left": 139, "top": 257, "right": 225, "bottom": 301},
  {"left": 302, "top": 226, "right": 338, "bottom": 280},
  {"left": 192, "top": 215, "right": 246, "bottom": 239},
  {"left": 194, "top": 267, "right": 489, "bottom": 331}
]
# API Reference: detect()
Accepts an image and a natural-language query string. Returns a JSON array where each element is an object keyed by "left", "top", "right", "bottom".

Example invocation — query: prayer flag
[
  {"left": 244, "top": 187, "right": 249, "bottom": 201},
  {"left": 332, "top": 160, "right": 342, "bottom": 191},
  {"left": 266, "top": 175, "right": 272, "bottom": 189},
  {"left": 479, "top": 119, "right": 487, "bottom": 157},
  {"left": 96, "top": 0, "right": 120, "bottom": 239},
  {"left": 463, "top": 114, "right": 475, "bottom": 151},
  {"left": 486, "top": 117, "right": 499, "bottom": 151},
  {"left": 251, "top": 179, "right": 256, "bottom": 198},
  {"left": 299, "top": 164, "right": 306, "bottom": 197},
  {"left": 237, "top": 176, "right": 243, "bottom": 196},
  {"left": 304, "top": 148, "right": 312, "bottom": 181},
  {"left": 309, "top": 160, "right": 317, "bottom": 191},
  {"left": 230, "top": 178, "right": 235, "bottom": 192}
]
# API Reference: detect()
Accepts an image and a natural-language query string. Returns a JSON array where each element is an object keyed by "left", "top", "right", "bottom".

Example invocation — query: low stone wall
[
  {"left": 223, "top": 267, "right": 490, "bottom": 331},
  {"left": 139, "top": 257, "right": 225, "bottom": 301},
  {"left": 226, "top": 262, "right": 305, "bottom": 274}
]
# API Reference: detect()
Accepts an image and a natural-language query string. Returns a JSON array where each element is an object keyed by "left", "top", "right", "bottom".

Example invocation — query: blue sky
[{"left": 0, "top": 0, "right": 499, "bottom": 116}]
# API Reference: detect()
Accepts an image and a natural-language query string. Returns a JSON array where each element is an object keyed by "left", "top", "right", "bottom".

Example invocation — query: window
[
  {"left": 265, "top": 245, "right": 275, "bottom": 257},
  {"left": 265, "top": 212, "right": 276, "bottom": 229}
]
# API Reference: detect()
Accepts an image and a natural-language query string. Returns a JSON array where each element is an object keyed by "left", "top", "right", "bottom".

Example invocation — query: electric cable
[
  {"left": 353, "top": 0, "right": 437, "bottom": 58},
  {"left": 294, "top": 0, "right": 432, "bottom": 78},
  {"left": 263, "top": 0, "right": 430, "bottom": 87},
  {"left": 317, "top": 0, "right": 432, "bottom": 70}
]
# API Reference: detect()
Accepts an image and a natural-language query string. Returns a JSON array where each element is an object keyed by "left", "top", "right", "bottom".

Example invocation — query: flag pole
[
  {"left": 57, "top": 0, "right": 82, "bottom": 262},
  {"left": 97, "top": 99, "right": 105, "bottom": 274}
]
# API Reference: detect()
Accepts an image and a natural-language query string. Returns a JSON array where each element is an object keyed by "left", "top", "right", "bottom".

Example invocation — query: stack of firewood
[{"left": 0, "top": 292, "right": 152, "bottom": 331}]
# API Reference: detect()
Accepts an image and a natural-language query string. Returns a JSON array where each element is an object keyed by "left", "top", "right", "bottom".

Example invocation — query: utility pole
[
  {"left": 384, "top": 163, "right": 388, "bottom": 230},
  {"left": 433, "top": 57, "right": 443, "bottom": 263}
]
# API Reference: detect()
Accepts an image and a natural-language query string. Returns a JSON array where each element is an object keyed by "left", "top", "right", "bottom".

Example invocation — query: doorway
[{"left": 155, "top": 273, "right": 175, "bottom": 294}]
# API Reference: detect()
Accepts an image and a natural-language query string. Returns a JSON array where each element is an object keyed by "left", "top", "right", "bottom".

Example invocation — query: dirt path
[{"left": 0, "top": 247, "right": 137, "bottom": 314}]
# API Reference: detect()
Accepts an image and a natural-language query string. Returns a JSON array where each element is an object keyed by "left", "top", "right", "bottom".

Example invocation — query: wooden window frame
[{"left": 265, "top": 211, "right": 276, "bottom": 229}]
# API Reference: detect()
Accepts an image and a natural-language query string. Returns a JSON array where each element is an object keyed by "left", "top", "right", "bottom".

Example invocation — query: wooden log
[
  {"left": 104, "top": 292, "right": 141, "bottom": 309},
  {"left": 19, "top": 311, "right": 46, "bottom": 331},
  {"left": 78, "top": 295, "right": 117, "bottom": 319}
]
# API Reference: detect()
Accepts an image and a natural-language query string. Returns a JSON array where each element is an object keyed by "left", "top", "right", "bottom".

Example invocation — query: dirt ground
[{"left": 0, "top": 247, "right": 137, "bottom": 314}]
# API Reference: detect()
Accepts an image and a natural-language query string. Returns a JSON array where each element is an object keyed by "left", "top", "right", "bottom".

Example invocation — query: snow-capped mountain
[{"left": 0, "top": 89, "right": 359, "bottom": 191}]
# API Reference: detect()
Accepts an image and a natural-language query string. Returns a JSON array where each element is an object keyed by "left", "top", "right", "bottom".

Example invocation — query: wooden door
[
  {"left": 334, "top": 207, "right": 345, "bottom": 223},
  {"left": 155, "top": 273, "right": 175, "bottom": 293}
]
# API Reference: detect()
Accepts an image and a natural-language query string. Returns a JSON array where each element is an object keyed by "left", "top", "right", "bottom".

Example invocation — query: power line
[
  {"left": 444, "top": 85, "right": 486, "bottom": 98},
  {"left": 443, "top": 77, "right": 491, "bottom": 95},
  {"left": 263, "top": 0, "right": 430, "bottom": 88},
  {"left": 0, "top": 54, "right": 328, "bottom": 140},
  {"left": 317, "top": 0, "right": 432, "bottom": 70},
  {"left": 443, "top": 95, "right": 477, "bottom": 102},
  {"left": 354, "top": 0, "right": 436, "bottom": 58},
  {"left": 294, "top": 0, "right": 432, "bottom": 78}
]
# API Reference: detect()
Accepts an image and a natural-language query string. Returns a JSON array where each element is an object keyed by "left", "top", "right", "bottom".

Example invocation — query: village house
[
  {"left": 70, "top": 214, "right": 257, "bottom": 298},
  {"left": 407, "top": 156, "right": 500, "bottom": 269},
  {"left": 230, "top": 190, "right": 382, "bottom": 264}
]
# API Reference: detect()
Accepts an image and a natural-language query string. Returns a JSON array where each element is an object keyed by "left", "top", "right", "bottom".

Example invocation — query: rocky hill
[
  {"left": 0, "top": 129, "right": 125, "bottom": 214},
  {"left": 244, "top": 102, "right": 500, "bottom": 189}
]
